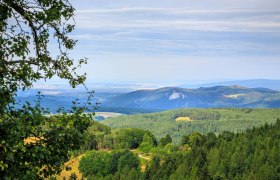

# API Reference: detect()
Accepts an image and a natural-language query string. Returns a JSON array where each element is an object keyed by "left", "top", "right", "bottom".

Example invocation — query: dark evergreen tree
[{"left": 159, "top": 134, "right": 172, "bottom": 147}]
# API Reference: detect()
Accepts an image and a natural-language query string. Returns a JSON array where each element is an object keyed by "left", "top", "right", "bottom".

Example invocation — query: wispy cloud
[
  {"left": 35, "top": 0, "right": 280, "bottom": 83},
  {"left": 75, "top": 8, "right": 280, "bottom": 33}
]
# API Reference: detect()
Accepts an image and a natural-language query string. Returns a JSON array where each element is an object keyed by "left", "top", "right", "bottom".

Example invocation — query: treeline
[{"left": 77, "top": 119, "right": 280, "bottom": 179}]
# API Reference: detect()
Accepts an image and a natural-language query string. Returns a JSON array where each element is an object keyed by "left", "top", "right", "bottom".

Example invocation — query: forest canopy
[{"left": 77, "top": 118, "right": 280, "bottom": 179}]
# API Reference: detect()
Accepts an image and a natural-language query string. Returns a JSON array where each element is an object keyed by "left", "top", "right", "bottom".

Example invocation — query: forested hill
[
  {"left": 102, "top": 108, "right": 280, "bottom": 143},
  {"left": 102, "top": 85, "right": 280, "bottom": 109}
]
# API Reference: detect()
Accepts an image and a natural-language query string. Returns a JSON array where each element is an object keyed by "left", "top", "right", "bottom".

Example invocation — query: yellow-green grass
[
  {"left": 56, "top": 155, "right": 83, "bottom": 180},
  {"left": 175, "top": 116, "right": 192, "bottom": 122}
]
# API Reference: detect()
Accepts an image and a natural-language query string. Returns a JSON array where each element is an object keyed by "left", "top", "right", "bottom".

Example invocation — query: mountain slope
[{"left": 102, "top": 86, "right": 280, "bottom": 109}]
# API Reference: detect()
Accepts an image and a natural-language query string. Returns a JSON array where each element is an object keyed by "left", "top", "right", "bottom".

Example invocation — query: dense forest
[
  {"left": 68, "top": 117, "right": 280, "bottom": 179},
  {"left": 102, "top": 108, "right": 280, "bottom": 143}
]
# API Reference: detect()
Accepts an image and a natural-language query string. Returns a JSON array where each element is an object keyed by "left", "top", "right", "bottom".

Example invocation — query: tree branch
[
  {"left": 4, "top": 59, "right": 40, "bottom": 66},
  {"left": 10, "top": 2, "right": 40, "bottom": 57}
]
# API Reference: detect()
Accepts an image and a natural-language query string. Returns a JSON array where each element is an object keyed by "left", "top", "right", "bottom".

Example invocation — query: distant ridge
[
  {"left": 188, "top": 79, "right": 280, "bottom": 90},
  {"left": 102, "top": 85, "right": 280, "bottom": 109},
  {"left": 16, "top": 84, "right": 280, "bottom": 114}
]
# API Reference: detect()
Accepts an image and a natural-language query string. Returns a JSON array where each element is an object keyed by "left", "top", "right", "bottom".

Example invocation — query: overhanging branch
[{"left": 10, "top": 2, "right": 40, "bottom": 57}]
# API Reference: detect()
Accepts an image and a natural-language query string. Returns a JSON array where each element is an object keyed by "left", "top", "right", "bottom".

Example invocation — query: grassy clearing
[
  {"left": 56, "top": 155, "right": 83, "bottom": 180},
  {"left": 175, "top": 117, "right": 192, "bottom": 122}
]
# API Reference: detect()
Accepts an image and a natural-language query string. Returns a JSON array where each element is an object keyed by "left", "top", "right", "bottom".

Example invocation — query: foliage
[
  {"left": 1, "top": 0, "right": 87, "bottom": 105},
  {"left": 117, "top": 151, "right": 140, "bottom": 171},
  {"left": 144, "top": 156, "right": 160, "bottom": 179},
  {"left": 113, "top": 128, "right": 157, "bottom": 149},
  {"left": 0, "top": 98, "right": 92, "bottom": 178},
  {"left": 0, "top": 0, "right": 93, "bottom": 178},
  {"left": 82, "top": 121, "right": 111, "bottom": 151},
  {"left": 79, "top": 150, "right": 112, "bottom": 177},
  {"left": 82, "top": 125, "right": 158, "bottom": 152},
  {"left": 139, "top": 133, "right": 156, "bottom": 153}
]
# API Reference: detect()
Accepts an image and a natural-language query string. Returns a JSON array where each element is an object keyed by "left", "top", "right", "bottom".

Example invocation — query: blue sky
[{"left": 54, "top": 0, "right": 280, "bottom": 84}]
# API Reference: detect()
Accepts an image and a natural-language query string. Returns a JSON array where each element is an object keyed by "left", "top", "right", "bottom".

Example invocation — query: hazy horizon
[{"left": 31, "top": 79, "right": 280, "bottom": 94}]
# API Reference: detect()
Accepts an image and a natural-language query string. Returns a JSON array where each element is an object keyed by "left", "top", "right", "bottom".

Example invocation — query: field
[
  {"left": 175, "top": 116, "right": 192, "bottom": 122},
  {"left": 94, "top": 112, "right": 125, "bottom": 121},
  {"left": 56, "top": 155, "right": 83, "bottom": 180},
  {"left": 102, "top": 108, "right": 280, "bottom": 143}
]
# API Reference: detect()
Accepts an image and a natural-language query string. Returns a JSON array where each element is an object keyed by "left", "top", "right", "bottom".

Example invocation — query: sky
[{"left": 51, "top": 0, "right": 280, "bottom": 84}]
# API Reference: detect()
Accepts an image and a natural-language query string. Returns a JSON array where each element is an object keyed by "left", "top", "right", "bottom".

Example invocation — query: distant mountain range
[
  {"left": 102, "top": 86, "right": 280, "bottom": 109},
  {"left": 186, "top": 79, "right": 280, "bottom": 90},
  {"left": 16, "top": 80, "right": 280, "bottom": 113}
]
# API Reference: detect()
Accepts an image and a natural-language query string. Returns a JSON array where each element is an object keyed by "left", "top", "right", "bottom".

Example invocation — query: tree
[
  {"left": 0, "top": 0, "right": 93, "bottom": 178},
  {"left": 79, "top": 150, "right": 112, "bottom": 178},
  {"left": 114, "top": 128, "right": 157, "bottom": 149},
  {"left": 159, "top": 134, "right": 172, "bottom": 147},
  {"left": 181, "top": 134, "right": 189, "bottom": 145},
  {"left": 1, "top": 0, "right": 88, "bottom": 109},
  {"left": 139, "top": 133, "right": 156, "bottom": 153},
  {"left": 117, "top": 152, "right": 140, "bottom": 171},
  {"left": 144, "top": 156, "right": 160, "bottom": 179}
]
